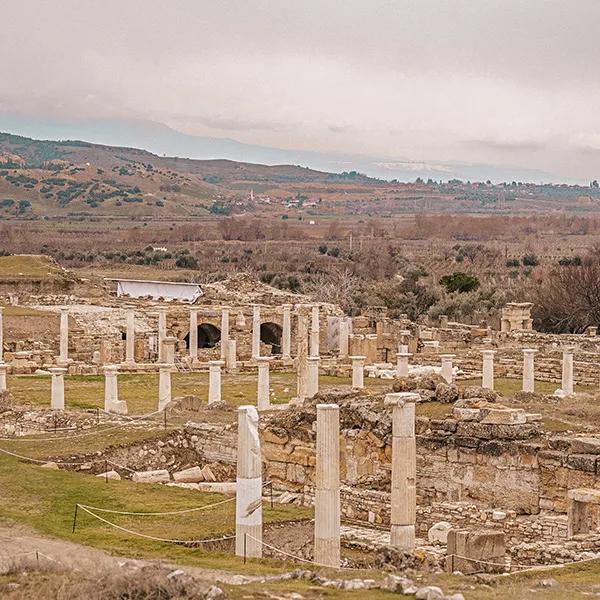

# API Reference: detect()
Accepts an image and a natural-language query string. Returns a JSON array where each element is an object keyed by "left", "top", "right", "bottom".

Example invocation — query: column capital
[{"left": 384, "top": 392, "right": 420, "bottom": 406}]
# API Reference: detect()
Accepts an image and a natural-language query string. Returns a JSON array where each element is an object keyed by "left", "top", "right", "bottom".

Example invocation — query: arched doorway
[
  {"left": 184, "top": 323, "right": 221, "bottom": 350},
  {"left": 260, "top": 322, "right": 282, "bottom": 354}
]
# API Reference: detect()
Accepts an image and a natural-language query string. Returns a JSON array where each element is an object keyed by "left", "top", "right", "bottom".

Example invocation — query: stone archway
[
  {"left": 184, "top": 323, "right": 221, "bottom": 350},
  {"left": 260, "top": 322, "right": 282, "bottom": 354}
]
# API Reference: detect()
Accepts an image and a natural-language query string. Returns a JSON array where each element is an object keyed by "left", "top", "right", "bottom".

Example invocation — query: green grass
[
  {"left": 459, "top": 377, "right": 594, "bottom": 396},
  {"left": 0, "top": 255, "right": 65, "bottom": 280}
]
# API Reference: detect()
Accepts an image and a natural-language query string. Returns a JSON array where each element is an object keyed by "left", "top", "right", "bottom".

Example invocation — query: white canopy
[{"left": 109, "top": 279, "right": 203, "bottom": 303}]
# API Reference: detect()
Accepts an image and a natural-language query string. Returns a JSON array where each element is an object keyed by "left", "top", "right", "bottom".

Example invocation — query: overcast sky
[{"left": 2, "top": 0, "right": 600, "bottom": 182}]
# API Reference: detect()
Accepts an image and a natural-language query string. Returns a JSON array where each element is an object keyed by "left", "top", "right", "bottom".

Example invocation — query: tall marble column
[
  {"left": 220, "top": 306, "right": 230, "bottom": 360},
  {"left": 522, "top": 348, "right": 537, "bottom": 393},
  {"left": 208, "top": 360, "right": 225, "bottom": 404},
  {"left": 281, "top": 304, "right": 292, "bottom": 360},
  {"left": 396, "top": 352, "right": 411, "bottom": 378},
  {"left": 226, "top": 339, "right": 238, "bottom": 371},
  {"left": 481, "top": 350, "right": 495, "bottom": 390},
  {"left": 104, "top": 365, "right": 127, "bottom": 414},
  {"left": 256, "top": 357, "right": 272, "bottom": 411},
  {"left": 189, "top": 308, "right": 198, "bottom": 363},
  {"left": 162, "top": 337, "right": 177, "bottom": 366},
  {"left": 310, "top": 305, "right": 320, "bottom": 357},
  {"left": 440, "top": 354, "right": 455, "bottom": 384},
  {"left": 386, "top": 392, "right": 418, "bottom": 550},
  {"left": 314, "top": 403, "right": 340, "bottom": 567},
  {"left": 59, "top": 307, "right": 69, "bottom": 365},
  {"left": 235, "top": 405, "right": 263, "bottom": 558},
  {"left": 350, "top": 355, "right": 366, "bottom": 389},
  {"left": 124, "top": 307, "right": 135, "bottom": 365},
  {"left": 158, "top": 364, "right": 172, "bottom": 411},
  {"left": 157, "top": 308, "right": 167, "bottom": 362},
  {"left": 252, "top": 305, "right": 261, "bottom": 359},
  {"left": 0, "top": 362, "right": 6, "bottom": 392},
  {"left": 562, "top": 346, "right": 575, "bottom": 395},
  {"left": 296, "top": 306, "right": 310, "bottom": 402},
  {"left": 306, "top": 356, "right": 320, "bottom": 398},
  {"left": 50, "top": 367, "right": 67, "bottom": 410},
  {"left": 338, "top": 319, "right": 349, "bottom": 358},
  {"left": 0, "top": 306, "right": 4, "bottom": 362}
]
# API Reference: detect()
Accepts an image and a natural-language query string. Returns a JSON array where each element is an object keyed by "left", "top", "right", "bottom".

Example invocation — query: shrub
[
  {"left": 439, "top": 272, "right": 480, "bottom": 294},
  {"left": 506, "top": 258, "right": 520, "bottom": 267},
  {"left": 522, "top": 254, "right": 539, "bottom": 267}
]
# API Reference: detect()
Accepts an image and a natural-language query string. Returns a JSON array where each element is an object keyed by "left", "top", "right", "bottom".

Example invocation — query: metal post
[
  {"left": 72, "top": 504, "right": 79, "bottom": 533},
  {"left": 243, "top": 533, "right": 247, "bottom": 564},
  {"left": 96, "top": 407, "right": 99, "bottom": 424},
  {"left": 270, "top": 481, "right": 273, "bottom": 509},
  {"left": 105, "top": 460, "right": 108, "bottom": 483},
  {"left": 163, "top": 409, "right": 167, "bottom": 430}
]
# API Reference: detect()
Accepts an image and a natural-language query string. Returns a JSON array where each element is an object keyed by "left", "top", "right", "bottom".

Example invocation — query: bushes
[
  {"left": 522, "top": 254, "right": 539, "bottom": 267},
  {"left": 439, "top": 272, "right": 480, "bottom": 294}
]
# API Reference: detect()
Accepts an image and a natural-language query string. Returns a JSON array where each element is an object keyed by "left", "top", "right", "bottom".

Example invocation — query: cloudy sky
[{"left": 2, "top": 0, "right": 600, "bottom": 182}]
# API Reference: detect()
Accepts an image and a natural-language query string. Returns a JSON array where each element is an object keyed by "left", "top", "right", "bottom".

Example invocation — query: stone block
[
  {"left": 132, "top": 469, "right": 170, "bottom": 483},
  {"left": 173, "top": 466, "right": 205, "bottom": 483},
  {"left": 446, "top": 528, "right": 505, "bottom": 574},
  {"left": 96, "top": 470, "right": 121, "bottom": 481},
  {"left": 566, "top": 454, "right": 598, "bottom": 474},
  {"left": 479, "top": 408, "right": 527, "bottom": 425}
]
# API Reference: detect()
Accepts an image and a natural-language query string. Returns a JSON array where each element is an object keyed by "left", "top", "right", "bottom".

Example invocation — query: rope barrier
[
  {"left": 446, "top": 552, "right": 600, "bottom": 573},
  {"left": 76, "top": 505, "right": 235, "bottom": 545}
]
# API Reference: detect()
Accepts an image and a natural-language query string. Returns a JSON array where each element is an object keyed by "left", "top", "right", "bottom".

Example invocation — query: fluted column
[
  {"left": 310, "top": 305, "right": 320, "bottom": 357},
  {"left": 49, "top": 367, "right": 67, "bottom": 410},
  {"left": 251, "top": 305, "right": 261, "bottom": 359},
  {"left": 226, "top": 339, "right": 237, "bottom": 371},
  {"left": 281, "top": 304, "right": 292, "bottom": 360},
  {"left": 235, "top": 406, "right": 262, "bottom": 558},
  {"left": 59, "top": 307, "right": 69, "bottom": 365},
  {"left": 350, "top": 355, "right": 366, "bottom": 389},
  {"left": 396, "top": 352, "right": 411, "bottom": 378},
  {"left": 306, "top": 356, "right": 320, "bottom": 398},
  {"left": 104, "top": 365, "right": 127, "bottom": 414},
  {"left": 220, "top": 306, "right": 230, "bottom": 360},
  {"left": 124, "top": 307, "right": 135, "bottom": 365},
  {"left": 386, "top": 392, "right": 418, "bottom": 550},
  {"left": 522, "top": 348, "right": 537, "bottom": 392},
  {"left": 158, "top": 364, "right": 172, "bottom": 411},
  {"left": 208, "top": 360, "right": 225, "bottom": 404},
  {"left": 256, "top": 357, "right": 272, "bottom": 410},
  {"left": 189, "top": 308, "right": 198, "bottom": 363},
  {"left": 157, "top": 308, "right": 167, "bottom": 362},
  {"left": 481, "top": 350, "right": 495, "bottom": 390},
  {"left": 562, "top": 346, "right": 575, "bottom": 395},
  {"left": 440, "top": 354, "right": 455, "bottom": 384},
  {"left": 0, "top": 362, "right": 6, "bottom": 392},
  {"left": 296, "top": 306, "right": 310, "bottom": 402},
  {"left": 314, "top": 403, "right": 340, "bottom": 567}
]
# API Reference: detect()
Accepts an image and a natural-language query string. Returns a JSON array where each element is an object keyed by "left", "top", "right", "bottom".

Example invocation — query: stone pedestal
[
  {"left": 440, "top": 354, "right": 455, "bottom": 384},
  {"left": 208, "top": 360, "right": 225, "bottom": 404},
  {"left": 49, "top": 367, "right": 67, "bottom": 410},
  {"left": 235, "top": 406, "right": 262, "bottom": 558},
  {"left": 481, "top": 350, "right": 495, "bottom": 390},
  {"left": 252, "top": 305, "right": 261, "bottom": 359},
  {"left": 58, "top": 307, "right": 69, "bottom": 365},
  {"left": 162, "top": 336, "right": 177, "bottom": 366},
  {"left": 256, "top": 357, "right": 272, "bottom": 411},
  {"left": 385, "top": 392, "right": 418, "bottom": 550},
  {"left": 158, "top": 364, "right": 172, "bottom": 411},
  {"left": 124, "top": 307, "right": 136, "bottom": 365},
  {"left": 396, "top": 352, "right": 411, "bottom": 378},
  {"left": 281, "top": 304, "right": 292, "bottom": 360},
  {"left": 350, "top": 355, "right": 366, "bottom": 389},
  {"left": 220, "top": 306, "right": 230, "bottom": 360},
  {"left": 314, "top": 403, "right": 340, "bottom": 567},
  {"left": 157, "top": 308, "right": 167, "bottom": 362},
  {"left": 562, "top": 346, "right": 575, "bottom": 395},
  {"left": 104, "top": 365, "right": 127, "bottom": 414},
  {"left": 189, "top": 308, "right": 198, "bottom": 363},
  {"left": 522, "top": 349, "right": 537, "bottom": 393},
  {"left": 0, "top": 362, "right": 6, "bottom": 392},
  {"left": 310, "top": 305, "right": 320, "bottom": 357},
  {"left": 306, "top": 356, "right": 320, "bottom": 399}
]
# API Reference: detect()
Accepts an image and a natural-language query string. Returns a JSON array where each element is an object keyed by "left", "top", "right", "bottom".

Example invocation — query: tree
[{"left": 439, "top": 272, "right": 480, "bottom": 294}]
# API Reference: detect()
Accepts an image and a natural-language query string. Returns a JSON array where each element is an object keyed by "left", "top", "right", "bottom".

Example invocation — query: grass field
[{"left": 0, "top": 254, "right": 66, "bottom": 280}]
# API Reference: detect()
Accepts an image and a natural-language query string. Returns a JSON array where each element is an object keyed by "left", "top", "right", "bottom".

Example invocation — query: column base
[{"left": 390, "top": 524, "right": 415, "bottom": 549}]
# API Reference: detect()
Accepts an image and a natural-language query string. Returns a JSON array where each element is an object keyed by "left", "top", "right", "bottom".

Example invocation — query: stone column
[
  {"left": 306, "top": 356, "right": 320, "bottom": 398},
  {"left": 59, "top": 307, "right": 69, "bottom": 365},
  {"left": 0, "top": 362, "right": 6, "bottom": 392},
  {"left": 296, "top": 306, "right": 310, "bottom": 403},
  {"left": 562, "top": 346, "right": 575, "bottom": 395},
  {"left": 310, "top": 305, "right": 320, "bottom": 357},
  {"left": 189, "top": 308, "right": 198, "bottom": 363},
  {"left": 386, "top": 392, "right": 418, "bottom": 550},
  {"left": 235, "top": 405, "right": 262, "bottom": 558},
  {"left": 157, "top": 308, "right": 167, "bottom": 362},
  {"left": 162, "top": 337, "right": 177, "bottom": 366},
  {"left": 350, "top": 355, "right": 366, "bottom": 389},
  {"left": 220, "top": 306, "right": 230, "bottom": 360},
  {"left": 338, "top": 319, "right": 349, "bottom": 358},
  {"left": 208, "top": 360, "right": 225, "bottom": 404},
  {"left": 50, "top": 367, "right": 67, "bottom": 410},
  {"left": 522, "top": 349, "right": 537, "bottom": 393},
  {"left": 0, "top": 306, "right": 4, "bottom": 362},
  {"left": 252, "top": 305, "right": 261, "bottom": 359},
  {"left": 481, "top": 350, "right": 495, "bottom": 390},
  {"left": 226, "top": 339, "right": 238, "bottom": 372},
  {"left": 440, "top": 354, "right": 455, "bottom": 384},
  {"left": 396, "top": 352, "right": 411, "bottom": 378},
  {"left": 314, "top": 403, "right": 340, "bottom": 567},
  {"left": 256, "top": 357, "right": 272, "bottom": 411},
  {"left": 124, "top": 307, "right": 135, "bottom": 365},
  {"left": 281, "top": 304, "right": 292, "bottom": 360},
  {"left": 158, "top": 364, "right": 172, "bottom": 411},
  {"left": 104, "top": 365, "right": 127, "bottom": 414}
]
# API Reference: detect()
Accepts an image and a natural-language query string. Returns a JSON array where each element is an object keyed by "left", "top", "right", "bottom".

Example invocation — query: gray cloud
[{"left": 1, "top": 0, "right": 600, "bottom": 181}]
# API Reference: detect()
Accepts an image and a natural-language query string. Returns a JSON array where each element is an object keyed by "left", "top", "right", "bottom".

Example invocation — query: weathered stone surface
[
  {"left": 173, "top": 466, "right": 204, "bottom": 483},
  {"left": 479, "top": 407, "right": 527, "bottom": 425},
  {"left": 428, "top": 521, "right": 452, "bottom": 544},
  {"left": 132, "top": 469, "right": 170, "bottom": 483},
  {"left": 435, "top": 383, "right": 459, "bottom": 404},
  {"left": 456, "top": 422, "right": 539, "bottom": 440},
  {"left": 95, "top": 470, "right": 121, "bottom": 481},
  {"left": 463, "top": 386, "right": 499, "bottom": 402}
]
